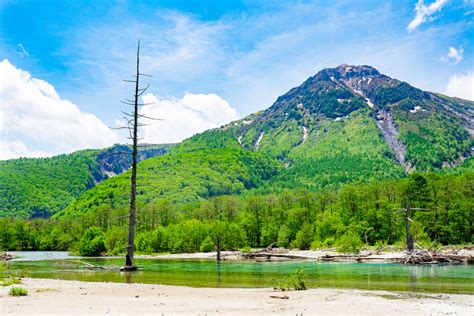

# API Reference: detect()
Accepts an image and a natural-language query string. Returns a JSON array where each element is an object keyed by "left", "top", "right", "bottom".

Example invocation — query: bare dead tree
[
  {"left": 117, "top": 40, "right": 159, "bottom": 272},
  {"left": 392, "top": 202, "right": 428, "bottom": 253}
]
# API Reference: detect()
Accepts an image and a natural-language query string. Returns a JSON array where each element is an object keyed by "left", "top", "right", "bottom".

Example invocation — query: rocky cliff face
[{"left": 92, "top": 144, "right": 170, "bottom": 184}]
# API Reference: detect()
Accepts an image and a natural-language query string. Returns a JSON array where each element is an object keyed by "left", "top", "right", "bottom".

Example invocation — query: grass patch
[
  {"left": 9, "top": 287, "right": 28, "bottom": 296},
  {"left": 275, "top": 268, "right": 307, "bottom": 291},
  {"left": 1, "top": 277, "right": 21, "bottom": 287}
]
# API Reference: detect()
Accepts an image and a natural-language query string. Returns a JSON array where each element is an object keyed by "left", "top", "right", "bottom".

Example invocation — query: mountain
[
  {"left": 56, "top": 64, "right": 473, "bottom": 219},
  {"left": 224, "top": 65, "right": 472, "bottom": 179},
  {"left": 0, "top": 144, "right": 171, "bottom": 218}
]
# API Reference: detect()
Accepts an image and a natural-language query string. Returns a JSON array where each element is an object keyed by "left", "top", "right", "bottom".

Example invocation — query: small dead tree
[
  {"left": 392, "top": 203, "right": 428, "bottom": 253},
  {"left": 117, "top": 40, "right": 159, "bottom": 272}
]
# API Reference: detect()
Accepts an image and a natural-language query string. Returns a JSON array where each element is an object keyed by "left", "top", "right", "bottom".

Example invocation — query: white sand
[{"left": 1, "top": 278, "right": 472, "bottom": 315}]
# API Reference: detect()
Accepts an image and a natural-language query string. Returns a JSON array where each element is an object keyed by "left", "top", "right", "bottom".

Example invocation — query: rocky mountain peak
[{"left": 330, "top": 64, "right": 381, "bottom": 79}]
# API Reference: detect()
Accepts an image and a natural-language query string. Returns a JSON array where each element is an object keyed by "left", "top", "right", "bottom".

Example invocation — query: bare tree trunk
[
  {"left": 122, "top": 41, "right": 140, "bottom": 272},
  {"left": 405, "top": 201, "right": 414, "bottom": 253},
  {"left": 216, "top": 236, "right": 221, "bottom": 263}
]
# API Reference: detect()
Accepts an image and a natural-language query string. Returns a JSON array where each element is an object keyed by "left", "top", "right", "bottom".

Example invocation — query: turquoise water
[{"left": 2, "top": 256, "right": 473, "bottom": 294}]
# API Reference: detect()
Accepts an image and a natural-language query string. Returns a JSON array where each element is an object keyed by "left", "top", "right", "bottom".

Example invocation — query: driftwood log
[
  {"left": 400, "top": 250, "right": 471, "bottom": 264},
  {"left": 0, "top": 252, "right": 14, "bottom": 261}
]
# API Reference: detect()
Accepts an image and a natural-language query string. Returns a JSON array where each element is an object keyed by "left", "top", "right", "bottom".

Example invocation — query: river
[{"left": 2, "top": 251, "right": 473, "bottom": 294}]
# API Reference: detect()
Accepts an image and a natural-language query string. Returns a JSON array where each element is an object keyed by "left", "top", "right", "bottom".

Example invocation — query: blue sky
[{"left": 0, "top": 0, "right": 473, "bottom": 158}]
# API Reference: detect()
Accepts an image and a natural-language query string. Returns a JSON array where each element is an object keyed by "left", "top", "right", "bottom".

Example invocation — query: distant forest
[{"left": 1, "top": 171, "right": 471, "bottom": 255}]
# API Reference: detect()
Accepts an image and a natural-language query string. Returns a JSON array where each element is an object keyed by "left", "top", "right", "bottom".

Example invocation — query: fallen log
[
  {"left": 241, "top": 252, "right": 306, "bottom": 260},
  {"left": 399, "top": 250, "right": 471, "bottom": 264},
  {"left": 0, "top": 252, "right": 14, "bottom": 261}
]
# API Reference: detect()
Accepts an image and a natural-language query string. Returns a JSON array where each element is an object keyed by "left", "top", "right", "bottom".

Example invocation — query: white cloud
[
  {"left": 0, "top": 139, "right": 52, "bottom": 160},
  {"left": 139, "top": 93, "right": 238, "bottom": 144},
  {"left": 0, "top": 59, "right": 117, "bottom": 160},
  {"left": 441, "top": 46, "right": 464, "bottom": 64},
  {"left": 444, "top": 71, "right": 474, "bottom": 100},
  {"left": 407, "top": 0, "right": 448, "bottom": 32}
]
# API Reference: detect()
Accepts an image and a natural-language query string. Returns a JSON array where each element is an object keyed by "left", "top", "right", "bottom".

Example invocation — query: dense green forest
[
  {"left": 0, "top": 150, "right": 101, "bottom": 219},
  {"left": 1, "top": 172, "right": 471, "bottom": 255},
  {"left": 0, "top": 145, "right": 169, "bottom": 219}
]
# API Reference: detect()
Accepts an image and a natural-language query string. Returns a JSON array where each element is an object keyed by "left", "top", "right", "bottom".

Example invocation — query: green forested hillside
[
  {"left": 0, "top": 144, "right": 169, "bottom": 218},
  {"left": 271, "top": 110, "right": 406, "bottom": 190},
  {"left": 58, "top": 134, "right": 280, "bottom": 218},
  {"left": 0, "top": 150, "right": 101, "bottom": 218}
]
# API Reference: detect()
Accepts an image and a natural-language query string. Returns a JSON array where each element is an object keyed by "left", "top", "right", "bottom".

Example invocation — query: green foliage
[
  {"left": 395, "top": 111, "right": 471, "bottom": 170},
  {"left": 79, "top": 227, "right": 106, "bottom": 256},
  {"left": 336, "top": 230, "right": 363, "bottom": 254},
  {"left": 276, "top": 268, "right": 307, "bottom": 291},
  {"left": 0, "top": 145, "right": 169, "bottom": 219},
  {"left": 104, "top": 228, "right": 127, "bottom": 255},
  {"left": 272, "top": 111, "right": 406, "bottom": 191},
  {"left": 58, "top": 146, "right": 280, "bottom": 219},
  {"left": 290, "top": 224, "right": 314, "bottom": 250},
  {"left": 0, "top": 171, "right": 472, "bottom": 254},
  {"left": 0, "top": 150, "right": 100, "bottom": 219},
  {"left": 1, "top": 277, "right": 20, "bottom": 287},
  {"left": 9, "top": 287, "right": 28, "bottom": 296},
  {"left": 200, "top": 236, "right": 215, "bottom": 252},
  {"left": 277, "top": 225, "right": 291, "bottom": 248},
  {"left": 369, "top": 82, "right": 426, "bottom": 106}
]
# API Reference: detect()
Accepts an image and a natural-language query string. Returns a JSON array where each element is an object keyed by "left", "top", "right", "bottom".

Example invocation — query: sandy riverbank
[
  {"left": 1, "top": 278, "right": 472, "bottom": 315},
  {"left": 137, "top": 249, "right": 405, "bottom": 261},
  {"left": 137, "top": 248, "right": 474, "bottom": 263}
]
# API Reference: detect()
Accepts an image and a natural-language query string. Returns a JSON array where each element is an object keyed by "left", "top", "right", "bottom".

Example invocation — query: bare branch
[
  {"left": 137, "top": 84, "right": 150, "bottom": 97},
  {"left": 110, "top": 126, "right": 132, "bottom": 130},
  {"left": 138, "top": 114, "right": 163, "bottom": 121},
  {"left": 138, "top": 83, "right": 150, "bottom": 91}
]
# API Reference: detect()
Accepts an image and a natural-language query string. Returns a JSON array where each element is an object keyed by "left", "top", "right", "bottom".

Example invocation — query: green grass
[
  {"left": 276, "top": 268, "right": 307, "bottom": 291},
  {"left": 9, "top": 286, "right": 28, "bottom": 296},
  {"left": 1, "top": 277, "right": 21, "bottom": 287}
]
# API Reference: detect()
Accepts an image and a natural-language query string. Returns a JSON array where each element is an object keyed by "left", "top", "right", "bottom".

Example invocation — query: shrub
[
  {"left": 290, "top": 224, "right": 313, "bottom": 250},
  {"left": 136, "top": 231, "right": 154, "bottom": 254},
  {"left": 9, "top": 287, "right": 28, "bottom": 296},
  {"left": 240, "top": 246, "right": 251, "bottom": 253},
  {"left": 276, "top": 268, "right": 307, "bottom": 291},
  {"left": 105, "top": 227, "right": 127, "bottom": 255},
  {"left": 200, "top": 236, "right": 215, "bottom": 252},
  {"left": 336, "top": 230, "right": 363, "bottom": 254},
  {"left": 373, "top": 240, "right": 387, "bottom": 252},
  {"left": 277, "top": 225, "right": 291, "bottom": 248},
  {"left": 79, "top": 227, "right": 106, "bottom": 256},
  {"left": 1, "top": 277, "right": 21, "bottom": 287},
  {"left": 322, "top": 237, "right": 335, "bottom": 248},
  {"left": 310, "top": 240, "right": 321, "bottom": 250}
]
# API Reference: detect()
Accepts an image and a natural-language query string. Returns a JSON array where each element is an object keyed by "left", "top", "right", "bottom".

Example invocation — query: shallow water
[
  {"left": 2, "top": 255, "right": 473, "bottom": 294},
  {"left": 6, "top": 251, "right": 80, "bottom": 261}
]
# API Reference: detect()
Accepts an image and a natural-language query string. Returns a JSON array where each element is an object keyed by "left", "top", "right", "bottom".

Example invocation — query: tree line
[{"left": 0, "top": 172, "right": 472, "bottom": 255}]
